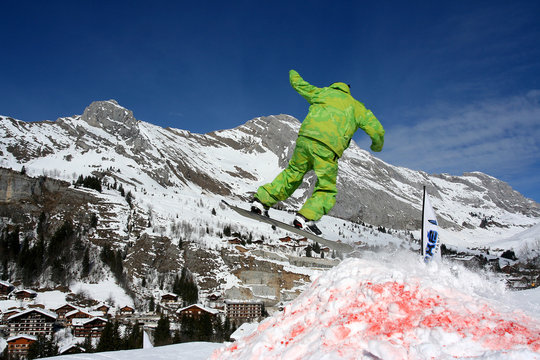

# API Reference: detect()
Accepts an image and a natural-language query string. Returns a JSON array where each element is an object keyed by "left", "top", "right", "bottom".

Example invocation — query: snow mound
[{"left": 212, "top": 252, "right": 540, "bottom": 360}]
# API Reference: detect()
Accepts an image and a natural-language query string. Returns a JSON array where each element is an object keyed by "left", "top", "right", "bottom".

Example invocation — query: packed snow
[
  {"left": 44, "top": 342, "right": 222, "bottom": 360},
  {"left": 211, "top": 251, "right": 540, "bottom": 360}
]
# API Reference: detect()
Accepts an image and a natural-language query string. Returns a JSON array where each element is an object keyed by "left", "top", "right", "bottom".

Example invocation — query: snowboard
[{"left": 221, "top": 200, "right": 354, "bottom": 253}]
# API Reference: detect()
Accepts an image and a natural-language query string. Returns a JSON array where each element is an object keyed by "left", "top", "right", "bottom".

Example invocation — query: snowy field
[{"left": 44, "top": 342, "right": 222, "bottom": 360}]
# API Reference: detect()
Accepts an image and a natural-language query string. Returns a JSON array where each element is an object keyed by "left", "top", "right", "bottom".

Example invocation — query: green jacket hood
[
  {"left": 329, "top": 82, "right": 350, "bottom": 94},
  {"left": 289, "top": 69, "right": 384, "bottom": 156}
]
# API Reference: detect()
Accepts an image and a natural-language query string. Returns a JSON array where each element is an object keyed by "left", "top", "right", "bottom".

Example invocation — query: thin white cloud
[{"left": 359, "top": 91, "right": 540, "bottom": 199}]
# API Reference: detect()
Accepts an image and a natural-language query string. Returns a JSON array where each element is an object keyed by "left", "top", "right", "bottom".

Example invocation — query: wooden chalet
[
  {"left": 12, "top": 289, "right": 37, "bottom": 301},
  {"left": 161, "top": 293, "right": 178, "bottom": 303},
  {"left": 279, "top": 236, "right": 294, "bottom": 243},
  {"left": 207, "top": 293, "right": 222, "bottom": 302},
  {"left": 54, "top": 304, "right": 78, "bottom": 322},
  {"left": 7, "top": 308, "right": 57, "bottom": 337},
  {"left": 0, "top": 280, "right": 14, "bottom": 296},
  {"left": 177, "top": 304, "right": 219, "bottom": 320},
  {"left": 28, "top": 303, "right": 45, "bottom": 309},
  {"left": 7, "top": 334, "right": 37, "bottom": 358},
  {"left": 72, "top": 317, "right": 108, "bottom": 338},
  {"left": 119, "top": 305, "right": 135, "bottom": 316},
  {"left": 65, "top": 309, "right": 93, "bottom": 327},
  {"left": 1, "top": 309, "right": 21, "bottom": 325},
  {"left": 227, "top": 238, "right": 243, "bottom": 245},
  {"left": 95, "top": 304, "right": 110, "bottom": 315}
]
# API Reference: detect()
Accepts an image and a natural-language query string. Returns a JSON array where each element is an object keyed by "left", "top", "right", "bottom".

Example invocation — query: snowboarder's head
[{"left": 329, "top": 82, "right": 351, "bottom": 94}]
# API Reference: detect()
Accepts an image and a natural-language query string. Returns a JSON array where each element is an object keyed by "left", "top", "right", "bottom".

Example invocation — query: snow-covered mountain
[
  {"left": 1, "top": 99, "right": 538, "bottom": 230},
  {"left": 1, "top": 100, "right": 539, "bottom": 310}
]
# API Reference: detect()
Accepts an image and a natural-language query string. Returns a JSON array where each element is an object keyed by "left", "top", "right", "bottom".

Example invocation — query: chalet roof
[
  {"left": 161, "top": 293, "right": 178, "bottom": 298},
  {"left": 66, "top": 309, "right": 93, "bottom": 318},
  {"left": 0, "top": 280, "right": 14, "bottom": 287},
  {"left": 3, "top": 309, "right": 21, "bottom": 316},
  {"left": 8, "top": 308, "right": 57, "bottom": 321},
  {"left": 176, "top": 304, "right": 219, "bottom": 315},
  {"left": 13, "top": 289, "right": 37, "bottom": 296},
  {"left": 72, "top": 317, "right": 108, "bottom": 327},
  {"left": 55, "top": 303, "right": 78, "bottom": 311},
  {"left": 7, "top": 334, "right": 38, "bottom": 342},
  {"left": 59, "top": 344, "right": 86, "bottom": 354}
]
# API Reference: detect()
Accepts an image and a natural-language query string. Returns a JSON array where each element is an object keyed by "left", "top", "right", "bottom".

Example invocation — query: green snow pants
[{"left": 254, "top": 135, "right": 338, "bottom": 221}]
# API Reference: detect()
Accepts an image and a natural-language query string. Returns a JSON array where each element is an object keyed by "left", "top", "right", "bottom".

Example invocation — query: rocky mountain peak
[{"left": 81, "top": 100, "right": 140, "bottom": 140}]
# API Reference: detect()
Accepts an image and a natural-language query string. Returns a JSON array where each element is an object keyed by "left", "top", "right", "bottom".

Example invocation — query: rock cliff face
[{"left": 0, "top": 168, "right": 94, "bottom": 229}]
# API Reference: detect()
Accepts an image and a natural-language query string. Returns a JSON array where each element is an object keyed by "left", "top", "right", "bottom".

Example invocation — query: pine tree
[
  {"left": 149, "top": 296, "right": 155, "bottom": 312},
  {"left": 97, "top": 321, "right": 115, "bottom": 352},
  {"left": 82, "top": 248, "right": 90, "bottom": 277},
  {"left": 125, "top": 322, "right": 143, "bottom": 349},
  {"left": 27, "top": 334, "right": 58, "bottom": 359},
  {"left": 176, "top": 268, "right": 199, "bottom": 305},
  {"left": 37, "top": 212, "right": 47, "bottom": 241},
  {"left": 172, "top": 329, "right": 182, "bottom": 344},
  {"left": 6, "top": 226, "right": 20, "bottom": 259},
  {"left": 180, "top": 314, "right": 195, "bottom": 342},
  {"left": 90, "top": 213, "right": 98, "bottom": 228},
  {"left": 112, "top": 320, "right": 122, "bottom": 350},
  {"left": 196, "top": 313, "right": 214, "bottom": 341},
  {"left": 82, "top": 335, "right": 94, "bottom": 353},
  {"left": 126, "top": 191, "right": 134, "bottom": 208},
  {"left": 223, "top": 317, "right": 232, "bottom": 341},
  {"left": 154, "top": 316, "right": 172, "bottom": 346}
]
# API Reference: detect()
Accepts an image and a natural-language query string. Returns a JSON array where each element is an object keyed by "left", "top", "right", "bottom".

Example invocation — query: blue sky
[{"left": 1, "top": 1, "right": 539, "bottom": 202}]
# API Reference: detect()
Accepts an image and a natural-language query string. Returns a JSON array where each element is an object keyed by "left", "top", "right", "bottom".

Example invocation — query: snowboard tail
[{"left": 222, "top": 200, "right": 353, "bottom": 253}]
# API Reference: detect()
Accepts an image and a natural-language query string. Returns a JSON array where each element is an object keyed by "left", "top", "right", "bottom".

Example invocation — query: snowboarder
[{"left": 251, "top": 69, "right": 385, "bottom": 235}]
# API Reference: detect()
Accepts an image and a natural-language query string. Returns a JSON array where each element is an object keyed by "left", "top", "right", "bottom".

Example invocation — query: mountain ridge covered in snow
[{"left": 1, "top": 99, "right": 538, "bottom": 231}]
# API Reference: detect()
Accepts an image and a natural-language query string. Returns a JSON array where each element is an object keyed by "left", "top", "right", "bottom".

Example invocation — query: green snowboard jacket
[{"left": 290, "top": 69, "right": 385, "bottom": 157}]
